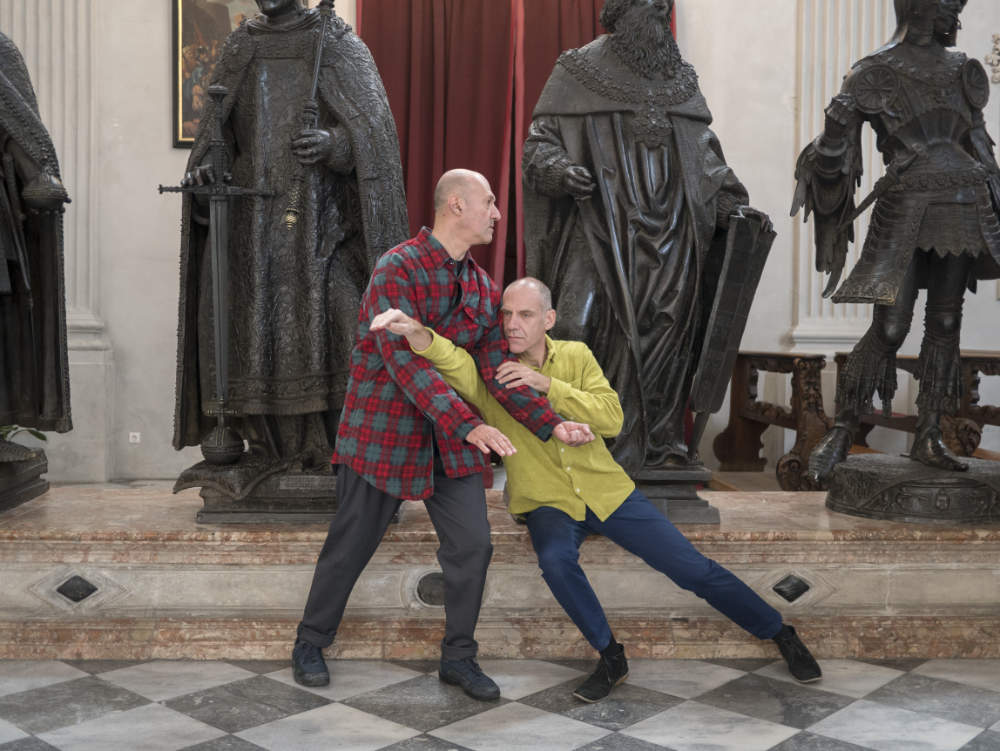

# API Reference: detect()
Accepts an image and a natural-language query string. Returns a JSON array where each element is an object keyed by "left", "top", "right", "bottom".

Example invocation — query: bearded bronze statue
[
  {"left": 795, "top": 0, "right": 1000, "bottom": 484},
  {"left": 523, "top": 0, "right": 771, "bottom": 483}
]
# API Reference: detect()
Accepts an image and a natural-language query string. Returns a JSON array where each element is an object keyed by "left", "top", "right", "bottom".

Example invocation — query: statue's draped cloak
[
  {"left": 0, "top": 33, "right": 71, "bottom": 433},
  {"left": 173, "top": 11, "right": 408, "bottom": 452},
  {"left": 524, "top": 37, "right": 746, "bottom": 472}
]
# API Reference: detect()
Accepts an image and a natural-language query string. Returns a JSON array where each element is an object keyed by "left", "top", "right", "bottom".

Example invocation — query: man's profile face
[
  {"left": 502, "top": 285, "right": 555, "bottom": 356},
  {"left": 458, "top": 176, "right": 501, "bottom": 246},
  {"left": 255, "top": 0, "right": 300, "bottom": 18}
]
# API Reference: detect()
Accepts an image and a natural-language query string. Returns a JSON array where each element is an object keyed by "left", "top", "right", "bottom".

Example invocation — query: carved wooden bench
[{"left": 713, "top": 350, "right": 1000, "bottom": 491}]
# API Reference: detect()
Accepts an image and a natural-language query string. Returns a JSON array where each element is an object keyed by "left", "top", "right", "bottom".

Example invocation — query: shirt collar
[{"left": 419, "top": 226, "right": 468, "bottom": 272}]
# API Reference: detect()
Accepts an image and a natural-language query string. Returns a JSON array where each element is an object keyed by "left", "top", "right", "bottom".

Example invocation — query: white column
[
  {"left": 0, "top": 0, "right": 114, "bottom": 480},
  {"left": 791, "top": 0, "right": 894, "bottom": 352}
]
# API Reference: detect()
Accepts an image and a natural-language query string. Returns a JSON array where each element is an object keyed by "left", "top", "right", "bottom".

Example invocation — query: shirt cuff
[
  {"left": 546, "top": 376, "right": 569, "bottom": 410},
  {"left": 411, "top": 329, "right": 450, "bottom": 361}
]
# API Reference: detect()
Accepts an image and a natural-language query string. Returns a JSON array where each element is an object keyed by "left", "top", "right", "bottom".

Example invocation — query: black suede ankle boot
[{"left": 573, "top": 640, "right": 629, "bottom": 702}]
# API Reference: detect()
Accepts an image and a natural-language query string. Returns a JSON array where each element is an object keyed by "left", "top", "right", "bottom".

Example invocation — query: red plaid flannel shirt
[{"left": 332, "top": 227, "right": 563, "bottom": 499}]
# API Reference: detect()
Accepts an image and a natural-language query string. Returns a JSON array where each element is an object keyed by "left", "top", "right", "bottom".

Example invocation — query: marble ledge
[
  {"left": 3, "top": 614, "right": 999, "bottom": 661},
  {"left": 3, "top": 483, "right": 1000, "bottom": 543}
]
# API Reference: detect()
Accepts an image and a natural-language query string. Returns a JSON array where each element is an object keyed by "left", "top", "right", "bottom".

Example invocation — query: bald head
[
  {"left": 503, "top": 277, "right": 553, "bottom": 312},
  {"left": 433, "top": 169, "right": 487, "bottom": 213}
]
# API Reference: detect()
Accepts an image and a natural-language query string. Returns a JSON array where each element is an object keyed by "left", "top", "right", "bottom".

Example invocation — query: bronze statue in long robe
[{"left": 173, "top": 3, "right": 407, "bottom": 484}]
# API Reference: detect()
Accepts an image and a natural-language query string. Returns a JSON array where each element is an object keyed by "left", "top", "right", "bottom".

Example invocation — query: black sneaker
[
  {"left": 292, "top": 638, "right": 330, "bottom": 687},
  {"left": 573, "top": 642, "right": 629, "bottom": 703},
  {"left": 439, "top": 656, "right": 500, "bottom": 701},
  {"left": 772, "top": 624, "right": 822, "bottom": 683}
]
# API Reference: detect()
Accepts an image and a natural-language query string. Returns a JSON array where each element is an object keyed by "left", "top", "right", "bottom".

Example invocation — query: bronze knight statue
[
  {"left": 171, "top": 0, "right": 408, "bottom": 516},
  {"left": 795, "top": 0, "right": 1000, "bottom": 484},
  {"left": 523, "top": 0, "right": 773, "bottom": 482},
  {"left": 0, "top": 31, "right": 72, "bottom": 484}
]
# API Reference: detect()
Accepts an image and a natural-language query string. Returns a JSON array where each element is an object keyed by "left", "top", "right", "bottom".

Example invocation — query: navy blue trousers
[{"left": 525, "top": 490, "right": 783, "bottom": 651}]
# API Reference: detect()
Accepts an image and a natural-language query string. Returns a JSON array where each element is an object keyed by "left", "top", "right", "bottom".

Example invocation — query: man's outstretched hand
[
  {"left": 466, "top": 424, "right": 516, "bottom": 456},
  {"left": 370, "top": 308, "right": 432, "bottom": 350},
  {"left": 553, "top": 421, "right": 595, "bottom": 447}
]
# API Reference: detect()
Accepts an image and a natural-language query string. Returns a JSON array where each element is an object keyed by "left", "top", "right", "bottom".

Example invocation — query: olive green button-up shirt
[{"left": 414, "top": 332, "right": 635, "bottom": 521}]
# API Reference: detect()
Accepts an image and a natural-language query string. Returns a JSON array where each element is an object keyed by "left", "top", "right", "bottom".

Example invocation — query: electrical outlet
[{"left": 128, "top": 432, "right": 141, "bottom": 444}]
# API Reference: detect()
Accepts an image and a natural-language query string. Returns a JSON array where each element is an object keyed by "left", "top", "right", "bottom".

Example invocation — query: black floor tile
[
  {"left": 695, "top": 673, "right": 854, "bottom": 729},
  {"left": 866, "top": 673, "right": 1000, "bottom": 728},
  {"left": 769, "top": 732, "right": 874, "bottom": 750},
  {"left": 960, "top": 729, "right": 1000, "bottom": 750},
  {"left": 0, "top": 676, "right": 149, "bottom": 734},
  {"left": 380, "top": 734, "right": 477, "bottom": 751},
  {"left": 180, "top": 736, "right": 268, "bottom": 751},
  {"left": 164, "top": 675, "right": 329, "bottom": 733},
  {"left": 342, "top": 674, "right": 507, "bottom": 733},
  {"left": 520, "top": 678, "right": 683, "bottom": 731},
  {"left": 576, "top": 732, "right": 676, "bottom": 750}
]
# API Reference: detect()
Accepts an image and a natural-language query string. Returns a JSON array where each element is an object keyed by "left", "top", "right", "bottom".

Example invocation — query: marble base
[
  {"left": 3, "top": 483, "right": 1000, "bottom": 660},
  {"left": 0, "top": 451, "right": 49, "bottom": 513},
  {"left": 827, "top": 455, "right": 1000, "bottom": 523},
  {"left": 634, "top": 466, "right": 720, "bottom": 524}
]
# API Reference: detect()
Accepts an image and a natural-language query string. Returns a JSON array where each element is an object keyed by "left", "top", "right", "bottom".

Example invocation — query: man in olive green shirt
[{"left": 370, "top": 278, "right": 821, "bottom": 702}]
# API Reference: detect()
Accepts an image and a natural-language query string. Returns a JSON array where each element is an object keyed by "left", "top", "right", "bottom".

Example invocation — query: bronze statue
[
  {"left": 172, "top": 0, "right": 408, "bottom": 511},
  {"left": 523, "top": 0, "right": 770, "bottom": 476},
  {"left": 0, "top": 31, "right": 72, "bottom": 457},
  {"left": 795, "top": 0, "right": 1000, "bottom": 483}
]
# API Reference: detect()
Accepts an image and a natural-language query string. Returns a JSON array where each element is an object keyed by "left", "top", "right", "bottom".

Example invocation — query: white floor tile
[
  {"left": 915, "top": 660, "right": 1000, "bottom": 694},
  {"left": 626, "top": 659, "right": 746, "bottom": 699},
  {"left": 36, "top": 704, "right": 223, "bottom": 751},
  {"left": 266, "top": 661, "right": 424, "bottom": 701},
  {"left": 0, "top": 716, "right": 28, "bottom": 744},
  {"left": 98, "top": 660, "right": 256, "bottom": 701},
  {"left": 621, "top": 700, "right": 798, "bottom": 751},
  {"left": 756, "top": 658, "right": 903, "bottom": 698},
  {"left": 238, "top": 702, "right": 419, "bottom": 751},
  {"left": 431, "top": 702, "right": 609, "bottom": 751},
  {"left": 0, "top": 660, "right": 88, "bottom": 698},
  {"left": 475, "top": 659, "right": 585, "bottom": 700},
  {"left": 810, "top": 699, "right": 983, "bottom": 751}
]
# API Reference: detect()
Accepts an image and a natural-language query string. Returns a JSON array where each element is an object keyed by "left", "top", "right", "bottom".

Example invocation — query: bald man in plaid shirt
[{"left": 292, "top": 169, "right": 595, "bottom": 700}]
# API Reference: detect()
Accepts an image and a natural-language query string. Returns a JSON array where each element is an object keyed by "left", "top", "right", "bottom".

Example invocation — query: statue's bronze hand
[
  {"left": 21, "top": 172, "right": 69, "bottom": 211},
  {"left": 735, "top": 205, "right": 774, "bottom": 235},
  {"left": 562, "top": 165, "right": 595, "bottom": 197},
  {"left": 292, "top": 128, "right": 334, "bottom": 166},
  {"left": 181, "top": 164, "right": 215, "bottom": 187}
]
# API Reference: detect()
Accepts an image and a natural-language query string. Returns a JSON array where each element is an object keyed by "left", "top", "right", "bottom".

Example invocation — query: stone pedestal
[
  {"left": 0, "top": 451, "right": 48, "bottom": 512},
  {"left": 826, "top": 454, "right": 1000, "bottom": 523},
  {"left": 634, "top": 466, "right": 720, "bottom": 524},
  {"left": 175, "top": 458, "right": 338, "bottom": 523}
]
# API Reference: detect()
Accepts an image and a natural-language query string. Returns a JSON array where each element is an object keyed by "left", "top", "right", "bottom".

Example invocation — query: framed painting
[{"left": 173, "top": 0, "right": 261, "bottom": 147}]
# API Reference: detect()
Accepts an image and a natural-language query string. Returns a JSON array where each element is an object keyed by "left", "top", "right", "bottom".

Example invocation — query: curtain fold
[{"left": 359, "top": 1, "right": 650, "bottom": 282}]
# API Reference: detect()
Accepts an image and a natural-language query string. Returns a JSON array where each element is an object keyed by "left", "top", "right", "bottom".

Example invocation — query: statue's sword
[{"left": 158, "top": 84, "right": 272, "bottom": 462}]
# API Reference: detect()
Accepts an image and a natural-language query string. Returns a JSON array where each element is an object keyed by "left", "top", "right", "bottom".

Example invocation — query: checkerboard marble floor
[{"left": 1, "top": 657, "right": 999, "bottom": 750}]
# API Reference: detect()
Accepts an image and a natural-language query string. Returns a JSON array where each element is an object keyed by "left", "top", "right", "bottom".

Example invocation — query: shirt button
[
  {"left": 576, "top": 488, "right": 581, "bottom": 493},
  {"left": 560, "top": 448, "right": 565, "bottom": 453},
  {"left": 566, "top": 466, "right": 571, "bottom": 471}
]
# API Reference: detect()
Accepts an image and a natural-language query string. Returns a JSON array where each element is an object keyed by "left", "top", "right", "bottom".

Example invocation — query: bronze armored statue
[
  {"left": 0, "top": 31, "right": 72, "bottom": 471},
  {"left": 171, "top": 0, "right": 408, "bottom": 515},
  {"left": 795, "top": 0, "right": 1000, "bottom": 484},
  {"left": 523, "top": 0, "right": 772, "bottom": 479}
]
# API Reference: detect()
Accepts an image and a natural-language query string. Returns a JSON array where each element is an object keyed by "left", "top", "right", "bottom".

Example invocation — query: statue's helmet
[{"left": 889, "top": 0, "right": 966, "bottom": 47}]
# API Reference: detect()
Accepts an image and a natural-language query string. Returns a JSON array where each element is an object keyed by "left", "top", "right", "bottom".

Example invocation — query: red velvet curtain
[
  {"left": 357, "top": 1, "right": 670, "bottom": 283},
  {"left": 358, "top": 0, "right": 517, "bottom": 279}
]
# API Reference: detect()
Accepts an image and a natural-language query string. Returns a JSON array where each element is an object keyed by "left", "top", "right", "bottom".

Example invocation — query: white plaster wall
[{"left": 4, "top": 0, "right": 997, "bottom": 480}]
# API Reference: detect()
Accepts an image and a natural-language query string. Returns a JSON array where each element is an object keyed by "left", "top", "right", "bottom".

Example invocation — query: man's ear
[
  {"left": 449, "top": 195, "right": 463, "bottom": 215},
  {"left": 544, "top": 308, "right": 556, "bottom": 331}
]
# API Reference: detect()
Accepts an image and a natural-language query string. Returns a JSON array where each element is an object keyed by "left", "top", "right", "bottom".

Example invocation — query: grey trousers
[{"left": 297, "top": 462, "right": 493, "bottom": 661}]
